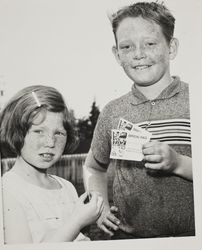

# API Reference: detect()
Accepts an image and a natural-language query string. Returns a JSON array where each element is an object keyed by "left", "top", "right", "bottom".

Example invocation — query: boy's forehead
[{"left": 116, "top": 16, "right": 163, "bottom": 41}]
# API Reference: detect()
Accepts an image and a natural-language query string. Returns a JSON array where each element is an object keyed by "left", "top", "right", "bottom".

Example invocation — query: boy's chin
[{"left": 133, "top": 80, "right": 156, "bottom": 87}]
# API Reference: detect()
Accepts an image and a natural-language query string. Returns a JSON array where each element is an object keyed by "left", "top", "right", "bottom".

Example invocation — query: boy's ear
[
  {"left": 169, "top": 38, "right": 179, "bottom": 60},
  {"left": 112, "top": 46, "right": 122, "bottom": 66}
]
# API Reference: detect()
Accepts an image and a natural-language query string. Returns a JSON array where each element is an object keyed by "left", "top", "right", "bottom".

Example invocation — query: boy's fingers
[
  {"left": 103, "top": 218, "right": 119, "bottom": 231},
  {"left": 142, "top": 147, "right": 154, "bottom": 155},
  {"left": 145, "top": 162, "right": 163, "bottom": 170},
  {"left": 99, "top": 224, "right": 114, "bottom": 236},
  {"left": 110, "top": 206, "right": 118, "bottom": 212},
  {"left": 142, "top": 141, "right": 153, "bottom": 149},
  {"left": 106, "top": 212, "right": 120, "bottom": 226},
  {"left": 144, "top": 155, "right": 162, "bottom": 163}
]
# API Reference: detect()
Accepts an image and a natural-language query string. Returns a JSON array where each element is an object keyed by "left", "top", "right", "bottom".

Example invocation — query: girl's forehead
[{"left": 32, "top": 111, "right": 64, "bottom": 128}]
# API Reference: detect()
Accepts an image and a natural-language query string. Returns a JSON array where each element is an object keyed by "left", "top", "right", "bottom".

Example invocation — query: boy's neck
[{"left": 135, "top": 77, "right": 173, "bottom": 100}]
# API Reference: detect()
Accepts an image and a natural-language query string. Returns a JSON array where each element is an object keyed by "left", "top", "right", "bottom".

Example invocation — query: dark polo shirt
[{"left": 91, "top": 76, "right": 195, "bottom": 237}]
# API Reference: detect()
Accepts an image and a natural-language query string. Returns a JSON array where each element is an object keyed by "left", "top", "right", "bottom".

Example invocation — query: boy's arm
[
  {"left": 142, "top": 141, "right": 193, "bottom": 181},
  {"left": 172, "top": 154, "right": 192, "bottom": 180},
  {"left": 83, "top": 149, "right": 120, "bottom": 236}
]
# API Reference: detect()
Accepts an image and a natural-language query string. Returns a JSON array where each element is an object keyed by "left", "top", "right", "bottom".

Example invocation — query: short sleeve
[{"left": 53, "top": 176, "right": 78, "bottom": 202}]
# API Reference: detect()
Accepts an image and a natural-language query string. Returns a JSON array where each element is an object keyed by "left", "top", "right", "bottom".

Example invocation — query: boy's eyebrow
[{"left": 118, "top": 39, "right": 133, "bottom": 44}]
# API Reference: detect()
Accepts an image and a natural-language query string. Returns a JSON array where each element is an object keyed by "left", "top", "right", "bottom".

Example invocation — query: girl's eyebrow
[{"left": 31, "top": 125, "right": 66, "bottom": 132}]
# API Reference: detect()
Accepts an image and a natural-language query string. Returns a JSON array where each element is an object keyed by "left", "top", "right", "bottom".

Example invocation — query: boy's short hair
[
  {"left": 110, "top": 1, "right": 175, "bottom": 45},
  {"left": 0, "top": 85, "right": 78, "bottom": 157}
]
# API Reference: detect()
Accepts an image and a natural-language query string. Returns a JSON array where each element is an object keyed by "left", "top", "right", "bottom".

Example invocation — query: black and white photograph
[{"left": 0, "top": 0, "right": 202, "bottom": 250}]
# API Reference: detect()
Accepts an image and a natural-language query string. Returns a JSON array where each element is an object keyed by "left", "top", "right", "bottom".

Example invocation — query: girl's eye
[
  {"left": 33, "top": 130, "right": 43, "bottom": 134},
  {"left": 55, "top": 131, "right": 67, "bottom": 137}
]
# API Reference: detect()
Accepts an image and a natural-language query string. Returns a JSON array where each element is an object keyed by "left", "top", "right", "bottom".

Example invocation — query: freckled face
[
  {"left": 114, "top": 17, "right": 172, "bottom": 87},
  {"left": 21, "top": 111, "right": 67, "bottom": 169}
]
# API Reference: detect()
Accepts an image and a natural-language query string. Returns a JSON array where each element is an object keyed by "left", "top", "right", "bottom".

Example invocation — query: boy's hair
[
  {"left": 110, "top": 1, "right": 175, "bottom": 45},
  {"left": 0, "top": 85, "right": 78, "bottom": 157}
]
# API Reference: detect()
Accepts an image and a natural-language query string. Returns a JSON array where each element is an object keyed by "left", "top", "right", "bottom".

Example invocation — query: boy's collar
[{"left": 130, "top": 76, "right": 181, "bottom": 105}]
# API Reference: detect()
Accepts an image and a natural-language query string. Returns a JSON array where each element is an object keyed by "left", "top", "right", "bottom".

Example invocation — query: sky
[{"left": 0, "top": 0, "right": 202, "bottom": 119}]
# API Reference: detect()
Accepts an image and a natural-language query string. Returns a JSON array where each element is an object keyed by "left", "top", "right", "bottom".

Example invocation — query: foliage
[{"left": 74, "top": 101, "right": 100, "bottom": 153}]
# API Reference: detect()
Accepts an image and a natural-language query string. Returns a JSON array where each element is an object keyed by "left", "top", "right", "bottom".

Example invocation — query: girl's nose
[{"left": 44, "top": 134, "right": 55, "bottom": 147}]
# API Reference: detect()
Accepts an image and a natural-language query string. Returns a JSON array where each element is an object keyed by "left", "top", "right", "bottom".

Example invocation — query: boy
[{"left": 83, "top": 1, "right": 195, "bottom": 239}]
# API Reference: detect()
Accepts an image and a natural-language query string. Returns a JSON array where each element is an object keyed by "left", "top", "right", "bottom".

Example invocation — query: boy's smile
[{"left": 113, "top": 17, "right": 178, "bottom": 89}]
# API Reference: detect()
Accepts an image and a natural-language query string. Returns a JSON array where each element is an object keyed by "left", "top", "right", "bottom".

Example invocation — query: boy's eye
[
  {"left": 146, "top": 42, "right": 156, "bottom": 46},
  {"left": 120, "top": 45, "right": 131, "bottom": 50}
]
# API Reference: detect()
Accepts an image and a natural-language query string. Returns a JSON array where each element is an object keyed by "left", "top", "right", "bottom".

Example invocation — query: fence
[
  {"left": 1, "top": 153, "right": 86, "bottom": 181},
  {"left": 1, "top": 154, "right": 115, "bottom": 191}
]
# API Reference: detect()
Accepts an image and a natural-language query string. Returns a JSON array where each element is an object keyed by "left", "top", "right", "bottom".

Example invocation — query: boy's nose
[{"left": 132, "top": 46, "right": 146, "bottom": 60}]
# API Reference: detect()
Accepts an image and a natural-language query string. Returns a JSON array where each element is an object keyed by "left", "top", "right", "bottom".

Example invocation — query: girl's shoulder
[
  {"left": 2, "top": 170, "right": 21, "bottom": 190},
  {"left": 49, "top": 175, "right": 78, "bottom": 198}
]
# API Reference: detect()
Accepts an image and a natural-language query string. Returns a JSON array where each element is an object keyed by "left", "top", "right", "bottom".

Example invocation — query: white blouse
[{"left": 2, "top": 170, "right": 89, "bottom": 243}]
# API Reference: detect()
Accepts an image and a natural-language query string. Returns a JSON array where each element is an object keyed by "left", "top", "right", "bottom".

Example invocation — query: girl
[{"left": 0, "top": 85, "right": 103, "bottom": 244}]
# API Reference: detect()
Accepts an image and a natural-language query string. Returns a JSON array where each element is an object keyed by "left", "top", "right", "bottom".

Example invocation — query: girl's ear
[
  {"left": 169, "top": 37, "right": 179, "bottom": 60},
  {"left": 112, "top": 46, "right": 122, "bottom": 66}
]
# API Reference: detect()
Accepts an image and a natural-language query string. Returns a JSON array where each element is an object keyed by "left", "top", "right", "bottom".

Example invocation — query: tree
[
  {"left": 74, "top": 101, "right": 100, "bottom": 153},
  {"left": 89, "top": 101, "right": 100, "bottom": 136}
]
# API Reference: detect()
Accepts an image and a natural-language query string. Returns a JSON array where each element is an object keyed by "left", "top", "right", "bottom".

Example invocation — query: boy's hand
[
  {"left": 142, "top": 141, "right": 180, "bottom": 173},
  {"left": 97, "top": 206, "right": 120, "bottom": 236}
]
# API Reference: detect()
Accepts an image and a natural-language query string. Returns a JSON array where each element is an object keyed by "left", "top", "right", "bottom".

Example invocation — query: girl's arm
[
  {"left": 3, "top": 186, "right": 103, "bottom": 243},
  {"left": 42, "top": 192, "right": 103, "bottom": 242}
]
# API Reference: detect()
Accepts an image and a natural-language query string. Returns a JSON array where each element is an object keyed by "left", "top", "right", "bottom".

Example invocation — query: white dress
[{"left": 2, "top": 170, "right": 89, "bottom": 243}]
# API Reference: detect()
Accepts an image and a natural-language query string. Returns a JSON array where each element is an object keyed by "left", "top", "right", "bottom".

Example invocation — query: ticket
[
  {"left": 110, "top": 129, "right": 151, "bottom": 161},
  {"left": 117, "top": 118, "right": 147, "bottom": 133}
]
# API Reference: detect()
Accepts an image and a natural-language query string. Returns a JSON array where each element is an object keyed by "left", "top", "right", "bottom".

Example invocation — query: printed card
[
  {"left": 118, "top": 118, "right": 147, "bottom": 133},
  {"left": 110, "top": 129, "right": 151, "bottom": 161}
]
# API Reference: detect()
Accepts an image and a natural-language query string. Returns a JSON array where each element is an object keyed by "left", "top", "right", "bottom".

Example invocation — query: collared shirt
[
  {"left": 92, "top": 76, "right": 191, "bottom": 165},
  {"left": 91, "top": 76, "right": 195, "bottom": 237}
]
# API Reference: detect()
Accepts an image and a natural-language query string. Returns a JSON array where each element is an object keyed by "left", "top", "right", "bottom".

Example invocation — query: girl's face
[{"left": 21, "top": 111, "right": 67, "bottom": 170}]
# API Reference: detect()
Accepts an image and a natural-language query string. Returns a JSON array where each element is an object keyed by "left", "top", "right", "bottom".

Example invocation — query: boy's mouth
[{"left": 133, "top": 65, "right": 152, "bottom": 70}]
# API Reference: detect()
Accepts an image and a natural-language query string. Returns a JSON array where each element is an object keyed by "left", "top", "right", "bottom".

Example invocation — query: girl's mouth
[{"left": 39, "top": 153, "right": 54, "bottom": 161}]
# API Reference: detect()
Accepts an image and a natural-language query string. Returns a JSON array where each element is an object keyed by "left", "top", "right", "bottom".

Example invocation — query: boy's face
[
  {"left": 113, "top": 17, "right": 178, "bottom": 87},
  {"left": 21, "top": 111, "right": 67, "bottom": 170}
]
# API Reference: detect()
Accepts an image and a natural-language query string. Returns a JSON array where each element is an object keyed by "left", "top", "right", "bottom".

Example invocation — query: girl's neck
[
  {"left": 13, "top": 156, "right": 47, "bottom": 178},
  {"left": 12, "top": 157, "right": 60, "bottom": 190}
]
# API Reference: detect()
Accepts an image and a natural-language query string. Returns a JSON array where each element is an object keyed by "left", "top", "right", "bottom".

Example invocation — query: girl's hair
[
  {"left": 0, "top": 85, "right": 78, "bottom": 157},
  {"left": 110, "top": 1, "right": 175, "bottom": 46}
]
